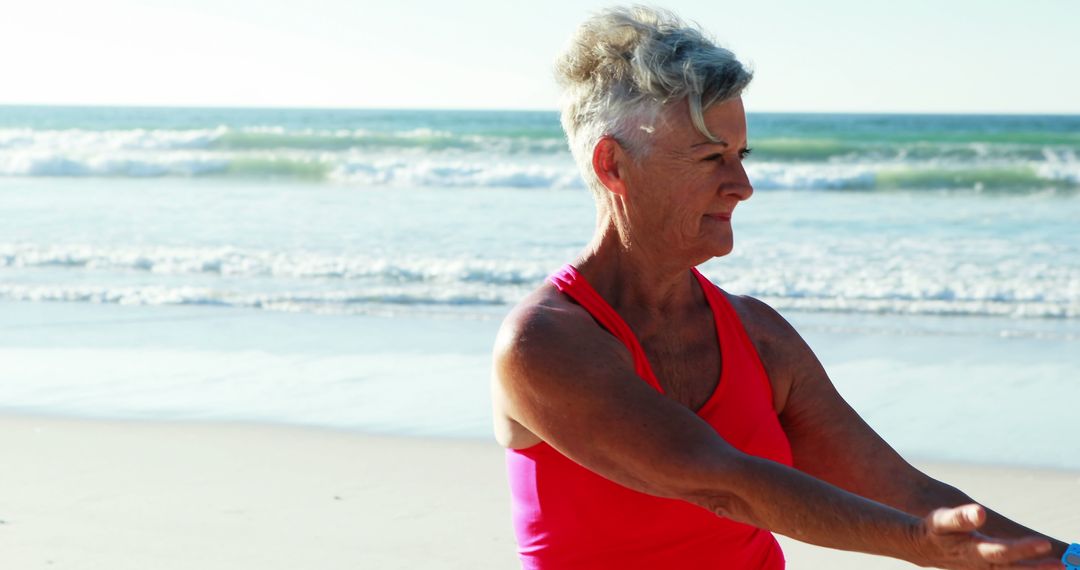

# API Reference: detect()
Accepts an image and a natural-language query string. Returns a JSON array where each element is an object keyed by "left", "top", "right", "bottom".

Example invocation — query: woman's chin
[
  {"left": 688, "top": 241, "right": 734, "bottom": 264},
  {"left": 705, "top": 234, "right": 735, "bottom": 257},
  {"left": 710, "top": 245, "right": 734, "bottom": 259}
]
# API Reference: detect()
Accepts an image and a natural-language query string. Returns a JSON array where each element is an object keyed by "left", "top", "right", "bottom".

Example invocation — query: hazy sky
[{"left": 4, "top": 0, "right": 1078, "bottom": 113}]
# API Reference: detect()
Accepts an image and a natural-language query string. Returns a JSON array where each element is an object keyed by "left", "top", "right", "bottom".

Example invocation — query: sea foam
[
  {"left": 1, "top": 124, "right": 1078, "bottom": 191},
  {"left": 4, "top": 242, "right": 1077, "bottom": 320}
]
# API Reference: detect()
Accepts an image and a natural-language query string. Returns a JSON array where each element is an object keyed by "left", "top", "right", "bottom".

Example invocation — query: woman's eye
[{"left": 704, "top": 148, "right": 752, "bottom": 163}]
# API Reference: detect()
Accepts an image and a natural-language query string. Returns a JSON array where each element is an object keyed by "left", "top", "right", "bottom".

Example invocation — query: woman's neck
[{"left": 574, "top": 219, "right": 700, "bottom": 317}]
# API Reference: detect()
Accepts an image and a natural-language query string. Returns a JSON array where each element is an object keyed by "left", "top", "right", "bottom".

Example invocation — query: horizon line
[{"left": 1, "top": 102, "right": 1079, "bottom": 117}]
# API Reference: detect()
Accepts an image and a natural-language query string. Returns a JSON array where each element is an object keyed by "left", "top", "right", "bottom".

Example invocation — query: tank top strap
[
  {"left": 690, "top": 267, "right": 777, "bottom": 406},
  {"left": 548, "top": 264, "right": 663, "bottom": 391}
]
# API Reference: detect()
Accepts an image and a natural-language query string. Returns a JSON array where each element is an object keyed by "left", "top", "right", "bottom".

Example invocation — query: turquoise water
[
  {"left": 0, "top": 106, "right": 1077, "bottom": 468},
  {"left": 1, "top": 106, "right": 1078, "bottom": 190}
]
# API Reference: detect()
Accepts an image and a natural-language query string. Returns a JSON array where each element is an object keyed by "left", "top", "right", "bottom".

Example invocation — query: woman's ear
[{"left": 592, "top": 136, "right": 629, "bottom": 197}]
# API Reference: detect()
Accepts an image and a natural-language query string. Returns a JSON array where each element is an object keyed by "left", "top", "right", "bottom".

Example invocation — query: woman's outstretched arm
[
  {"left": 732, "top": 294, "right": 1070, "bottom": 562},
  {"left": 494, "top": 298, "right": 1062, "bottom": 569}
]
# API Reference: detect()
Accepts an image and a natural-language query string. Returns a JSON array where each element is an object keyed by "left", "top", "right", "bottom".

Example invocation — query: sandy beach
[
  {"left": 1, "top": 415, "right": 1075, "bottom": 569},
  {"left": 3, "top": 9, "right": 1079, "bottom": 569}
]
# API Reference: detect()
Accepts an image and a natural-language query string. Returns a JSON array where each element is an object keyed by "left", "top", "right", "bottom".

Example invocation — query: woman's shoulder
[
  {"left": 721, "top": 292, "right": 795, "bottom": 346},
  {"left": 494, "top": 282, "right": 630, "bottom": 372},
  {"left": 491, "top": 282, "right": 636, "bottom": 449}
]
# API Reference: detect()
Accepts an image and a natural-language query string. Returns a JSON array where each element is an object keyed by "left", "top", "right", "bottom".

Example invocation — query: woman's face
[{"left": 619, "top": 96, "right": 753, "bottom": 263}]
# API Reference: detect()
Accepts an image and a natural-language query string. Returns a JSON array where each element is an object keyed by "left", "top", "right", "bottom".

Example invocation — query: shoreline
[
  {"left": 2, "top": 414, "right": 1076, "bottom": 569},
  {"left": 3, "top": 299, "right": 1078, "bottom": 471}
]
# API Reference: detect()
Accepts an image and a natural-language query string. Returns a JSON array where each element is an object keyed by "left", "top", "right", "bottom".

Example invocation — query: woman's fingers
[
  {"left": 975, "top": 536, "right": 1054, "bottom": 565},
  {"left": 928, "top": 504, "right": 985, "bottom": 533},
  {"left": 1011, "top": 558, "right": 1068, "bottom": 570},
  {"left": 920, "top": 505, "right": 1058, "bottom": 569}
]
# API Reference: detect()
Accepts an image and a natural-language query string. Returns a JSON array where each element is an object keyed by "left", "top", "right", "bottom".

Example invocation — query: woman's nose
[{"left": 724, "top": 161, "right": 754, "bottom": 201}]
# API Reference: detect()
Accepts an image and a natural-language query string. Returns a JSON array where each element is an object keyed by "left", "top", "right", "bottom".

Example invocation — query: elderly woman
[{"left": 490, "top": 6, "right": 1073, "bottom": 570}]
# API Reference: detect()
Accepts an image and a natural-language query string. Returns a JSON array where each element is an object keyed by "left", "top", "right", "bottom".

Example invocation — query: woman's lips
[{"left": 705, "top": 213, "right": 732, "bottom": 221}]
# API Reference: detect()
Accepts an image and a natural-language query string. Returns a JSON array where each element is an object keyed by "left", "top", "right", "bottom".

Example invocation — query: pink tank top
[{"left": 505, "top": 264, "right": 793, "bottom": 569}]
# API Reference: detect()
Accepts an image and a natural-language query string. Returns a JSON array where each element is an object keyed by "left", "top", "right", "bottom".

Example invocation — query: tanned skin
[{"left": 491, "top": 97, "right": 1067, "bottom": 569}]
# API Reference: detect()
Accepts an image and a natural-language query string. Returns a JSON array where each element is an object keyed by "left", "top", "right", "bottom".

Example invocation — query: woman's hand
[{"left": 915, "top": 504, "right": 1063, "bottom": 569}]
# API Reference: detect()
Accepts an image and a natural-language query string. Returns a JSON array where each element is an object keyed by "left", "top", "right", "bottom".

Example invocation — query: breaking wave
[
  {"left": 5, "top": 243, "right": 1077, "bottom": 320},
  {"left": 1, "top": 123, "right": 1077, "bottom": 191}
]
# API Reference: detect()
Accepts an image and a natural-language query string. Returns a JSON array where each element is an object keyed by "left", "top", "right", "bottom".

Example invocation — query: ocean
[{"left": 1, "top": 106, "right": 1078, "bottom": 469}]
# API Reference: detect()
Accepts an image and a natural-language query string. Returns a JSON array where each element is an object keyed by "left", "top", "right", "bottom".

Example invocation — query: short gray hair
[{"left": 555, "top": 5, "right": 753, "bottom": 194}]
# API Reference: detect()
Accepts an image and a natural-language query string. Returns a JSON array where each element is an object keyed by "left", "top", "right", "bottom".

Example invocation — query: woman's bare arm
[
  {"left": 494, "top": 295, "right": 1060, "bottom": 569},
  {"left": 733, "top": 294, "right": 1070, "bottom": 560}
]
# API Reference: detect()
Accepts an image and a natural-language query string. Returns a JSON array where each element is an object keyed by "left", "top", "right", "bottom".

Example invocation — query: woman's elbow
[{"left": 662, "top": 447, "right": 761, "bottom": 524}]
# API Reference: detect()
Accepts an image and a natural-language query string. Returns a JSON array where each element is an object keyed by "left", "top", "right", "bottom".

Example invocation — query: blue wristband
[{"left": 1064, "top": 543, "right": 1080, "bottom": 570}]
